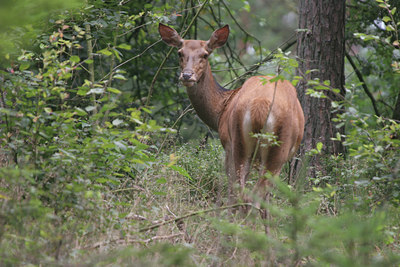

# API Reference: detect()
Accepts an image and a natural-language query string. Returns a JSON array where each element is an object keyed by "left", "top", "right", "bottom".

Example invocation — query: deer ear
[
  {"left": 206, "top": 25, "right": 229, "bottom": 52},
  {"left": 159, "top": 23, "right": 183, "bottom": 48}
]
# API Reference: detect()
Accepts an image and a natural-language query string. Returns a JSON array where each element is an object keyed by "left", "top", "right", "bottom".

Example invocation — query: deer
[{"left": 159, "top": 23, "right": 304, "bottom": 228}]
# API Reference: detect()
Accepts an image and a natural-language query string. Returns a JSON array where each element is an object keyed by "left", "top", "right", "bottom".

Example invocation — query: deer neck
[{"left": 185, "top": 63, "right": 230, "bottom": 131}]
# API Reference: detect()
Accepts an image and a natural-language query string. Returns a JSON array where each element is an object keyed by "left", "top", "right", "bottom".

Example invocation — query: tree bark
[{"left": 295, "top": 0, "right": 346, "bottom": 178}]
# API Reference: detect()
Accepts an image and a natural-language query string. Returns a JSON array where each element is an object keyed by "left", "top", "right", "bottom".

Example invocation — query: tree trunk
[{"left": 294, "top": 0, "right": 346, "bottom": 178}]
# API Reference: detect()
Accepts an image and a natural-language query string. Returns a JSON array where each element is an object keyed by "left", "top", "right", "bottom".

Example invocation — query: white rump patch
[
  {"left": 265, "top": 112, "right": 276, "bottom": 133},
  {"left": 243, "top": 109, "right": 254, "bottom": 156}
]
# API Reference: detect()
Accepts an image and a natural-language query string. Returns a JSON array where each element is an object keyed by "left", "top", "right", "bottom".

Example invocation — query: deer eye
[
  {"left": 178, "top": 51, "right": 183, "bottom": 57},
  {"left": 203, "top": 53, "right": 209, "bottom": 59}
]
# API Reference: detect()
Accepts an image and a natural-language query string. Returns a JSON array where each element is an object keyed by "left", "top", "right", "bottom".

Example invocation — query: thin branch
[
  {"left": 220, "top": 0, "right": 262, "bottom": 62},
  {"left": 224, "top": 36, "right": 296, "bottom": 88},
  {"left": 345, "top": 51, "right": 381, "bottom": 117},
  {"left": 100, "top": 40, "right": 162, "bottom": 82},
  {"left": 83, "top": 233, "right": 184, "bottom": 250},
  {"left": 85, "top": 24, "right": 97, "bottom": 115},
  {"left": 156, "top": 105, "right": 194, "bottom": 156},
  {"left": 208, "top": 4, "right": 244, "bottom": 79},
  {"left": 139, "top": 203, "right": 254, "bottom": 232}
]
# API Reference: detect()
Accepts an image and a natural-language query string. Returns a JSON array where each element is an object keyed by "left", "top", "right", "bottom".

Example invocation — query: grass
[{"left": 1, "top": 139, "right": 400, "bottom": 266}]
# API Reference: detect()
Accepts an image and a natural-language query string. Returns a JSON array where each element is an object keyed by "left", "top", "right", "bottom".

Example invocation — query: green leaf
[
  {"left": 117, "top": 43, "right": 131, "bottom": 50},
  {"left": 70, "top": 55, "right": 80, "bottom": 63},
  {"left": 314, "top": 85, "right": 329, "bottom": 90},
  {"left": 243, "top": 1, "right": 250, "bottom": 12},
  {"left": 142, "top": 107, "right": 152, "bottom": 114},
  {"left": 170, "top": 165, "right": 193, "bottom": 181},
  {"left": 113, "top": 74, "right": 127, "bottom": 80},
  {"left": 316, "top": 142, "right": 323, "bottom": 152},
  {"left": 96, "top": 178, "right": 109, "bottom": 184},
  {"left": 87, "top": 88, "right": 104, "bottom": 95},
  {"left": 75, "top": 107, "right": 87, "bottom": 116},
  {"left": 336, "top": 132, "right": 341, "bottom": 141},
  {"left": 97, "top": 48, "right": 112, "bottom": 56},
  {"left": 382, "top": 16, "right": 391, "bottom": 23},
  {"left": 387, "top": 25, "right": 396, "bottom": 32},
  {"left": 19, "top": 62, "right": 30, "bottom": 71},
  {"left": 156, "top": 178, "right": 167, "bottom": 184},
  {"left": 107, "top": 87, "right": 122, "bottom": 94}
]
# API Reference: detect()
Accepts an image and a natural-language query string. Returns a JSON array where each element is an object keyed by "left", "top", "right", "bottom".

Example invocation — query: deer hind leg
[
  {"left": 256, "top": 144, "right": 288, "bottom": 234},
  {"left": 236, "top": 156, "right": 252, "bottom": 214},
  {"left": 232, "top": 139, "right": 255, "bottom": 214},
  {"left": 225, "top": 108, "right": 256, "bottom": 213},
  {"left": 225, "top": 145, "right": 252, "bottom": 203}
]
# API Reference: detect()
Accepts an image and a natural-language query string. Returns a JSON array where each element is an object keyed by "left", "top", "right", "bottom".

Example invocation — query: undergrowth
[
  {"left": 1, "top": 1, "right": 400, "bottom": 266},
  {"left": 1, "top": 136, "right": 400, "bottom": 266}
]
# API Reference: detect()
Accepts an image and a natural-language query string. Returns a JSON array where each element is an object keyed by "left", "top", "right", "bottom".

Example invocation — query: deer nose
[{"left": 181, "top": 71, "right": 194, "bottom": 81}]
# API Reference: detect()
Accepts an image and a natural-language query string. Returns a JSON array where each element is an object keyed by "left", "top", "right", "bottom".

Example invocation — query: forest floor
[{"left": 1, "top": 140, "right": 400, "bottom": 266}]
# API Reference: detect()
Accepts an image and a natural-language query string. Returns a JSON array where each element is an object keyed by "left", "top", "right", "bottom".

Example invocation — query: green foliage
[
  {"left": 347, "top": 0, "right": 400, "bottom": 118},
  {"left": 167, "top": 141, "right": 224, "bottom": 199},
  {"left": 0, "top": 0, "right": 81, "bottom": 62},
  {"left": 0, "top": 1, "right": 172, "bottom": 264},
  {"left": 0, "top": 0, "right": 400, "bottom": 266}
]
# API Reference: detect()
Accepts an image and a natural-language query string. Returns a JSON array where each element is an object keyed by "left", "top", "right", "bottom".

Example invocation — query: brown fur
[
  {"left": 159, "top": 24, "right": 305, "bottom": 219},
  {"left": 250, "top": 98, "right": 271, "bottom": 133}
]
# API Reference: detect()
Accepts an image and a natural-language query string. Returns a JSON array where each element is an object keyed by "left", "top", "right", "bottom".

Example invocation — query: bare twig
[
  {"left": 85, "top": 24, "right": 97, "bottom": 115},
  {"left": 156, "top": 105, "right": 193, "bottom": 156},
  {"left": 126, "top": 214, "right": 148, "bottom": 221},
  {"left": 345, "top": 51, "right": 380, "bottom": 117},
  {"left": 139, "top": 203, "right": 254, "bottom": 232},
  {"left": 100, "top": 40, "right": 162, "bottom": 83},
  {"left": 224, "top": 36, "right": 296, "bottom": 88},
  {"left": 84, "top": 233, "right": 184, "bottom": 249}
]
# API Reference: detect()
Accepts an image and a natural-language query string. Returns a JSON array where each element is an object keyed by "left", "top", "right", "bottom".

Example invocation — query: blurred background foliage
[{"left": 0, "top": 0, "right": 399, "bottom": 265}]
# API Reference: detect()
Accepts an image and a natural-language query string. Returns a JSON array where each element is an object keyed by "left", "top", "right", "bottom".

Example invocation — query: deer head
[{"left": 159, "top": 23, "right": 229, "bottom": 87}]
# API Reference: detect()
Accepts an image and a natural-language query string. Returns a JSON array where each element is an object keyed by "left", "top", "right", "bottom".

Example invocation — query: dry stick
[
  {"left": 155, "top": 105, "right": 194, "bottom": 156},
  {"left": 145, "top": 0, "right": 210, "bottom": 108},
  {"left": 224, "top": 37, "right": 296, "bottom": 88},
  {"left": 100, "top": 34, "right": 118, "bottom": 126},
  {"left": 220, "top": 0, "right": 262, "bottom": 62},
  {"left": 139, "top": 203, "right": 254, "bottom": 232},
  {"left": 133, "top": 106, "right": 194, "bottom": 197},
  {"left": 85, "top": 233, "right": 184, "bottom": 249},
  {"left": 208, "top": 5, "right": 244, "bottom": 79},
  {"left": 100, "top": 40, "right": 162, "bottom": 83},
  {"left": 345, "top": 51, "right": 380, "bottom": 117},
  {"left": 85, "top": 24, "right": 97, "bottom": 115}
]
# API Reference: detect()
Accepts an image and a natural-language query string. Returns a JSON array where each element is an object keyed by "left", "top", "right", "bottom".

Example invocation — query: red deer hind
[{"left": 159, "top": 23, "right": 304, "bottom": 220}]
